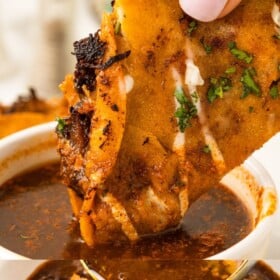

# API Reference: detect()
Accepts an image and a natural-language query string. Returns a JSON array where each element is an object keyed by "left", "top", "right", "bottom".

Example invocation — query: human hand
[{"left": 179, "top": 0, "right": 242, "bottom": 22}]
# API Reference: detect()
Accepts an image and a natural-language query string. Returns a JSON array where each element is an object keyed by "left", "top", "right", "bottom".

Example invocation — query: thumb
[{"left": 179, "top": 0, "right": 242, "bottom": 22}]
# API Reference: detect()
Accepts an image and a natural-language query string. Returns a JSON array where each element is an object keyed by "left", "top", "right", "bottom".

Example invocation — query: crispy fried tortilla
[{"left": 57, "top": 0, "right": 280, "bottom": 246}]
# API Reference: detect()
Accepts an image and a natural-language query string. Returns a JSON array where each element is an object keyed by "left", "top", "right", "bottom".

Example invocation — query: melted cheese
[
  {"left": 124, "top": 75, "right": 134, "bottom": 93},
  {"left": 101, "top": 193, "right": 139, "bottom": 240},
  {"left": 185, "top": 58, "right": 226, "bottom": 174},
  {"left": 172, "top": 68, "right": 189, "bottom": 216},
  {"left": 119, "top": 75, "right": 134, "bottom": 95},
  {"left": 172, "top": 68, "right": 185, "bottom": 151},
  {"left": 185, "top": 59, "right": 204, "bottom": 90}
]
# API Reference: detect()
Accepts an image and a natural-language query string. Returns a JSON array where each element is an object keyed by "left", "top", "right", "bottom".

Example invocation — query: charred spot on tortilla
[
  {"left": 72, "top": 32, "right": 130, "bottom": 94},
  {"left": 72, "top": 32, "right": 106, "bottom": 93}
]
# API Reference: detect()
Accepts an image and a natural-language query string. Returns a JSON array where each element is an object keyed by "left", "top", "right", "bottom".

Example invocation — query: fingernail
[
  {"left": 179, "top": 0, "right": 228, "bottom": 22},
  {"left": 218, "top": 0, "right": 242, "bottom": 18}
]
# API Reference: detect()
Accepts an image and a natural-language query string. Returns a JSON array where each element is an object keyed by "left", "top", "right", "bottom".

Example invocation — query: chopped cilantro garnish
[
  {"left": 200, "top": 37, "right": 212, "bottom": 54},
  {"left": 249, "top": 106, "right": 254, "bottom": 113},
  {"left": 202, "top": 145, "right": 211, "bottom": 154},
  {"left": 175, "top": 87, "right": 188, "bottom": 104},
  {"left": 210, "top": 77, "right": 218, "bottom": 85},
  {"left": 115, "top": 21, "right": 121, "bottom": 35},
  {"left": 174, "top": 88, "right": 197, "bottom": 132},
  {"left": 207, "top": 76, "right": 232, "bottom": 103},
  {"left": 188, "top": 20, "right": 198, "bottom": 36},
  {"left": 220, "top": 77, "right": 232, "bottom": 91},
  {"left": 191, "top": 91, "right": 199, "bottom": 103},
  {"left": 56, "top": 117, "right": 66, "bottom": 133},
  {"left": 270, "top": 82, "right": 279, "bottom": 99},
  {"left": 228, "top": 42, "right": 253, "bottom": 64},
  {"left": 204, "top": 45, "right": 212, "bottom": 54},
  {"left": 240, "top": 68, "right": 261, "bottom": 99},
  {"left": 225, "top": 66, "right": 236, "bottom": 74},
  {"left": 208, "top": 86, "right": 223, "bottom": 103}
]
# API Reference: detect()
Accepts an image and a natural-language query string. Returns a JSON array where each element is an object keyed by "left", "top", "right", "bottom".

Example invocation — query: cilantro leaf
[
  {"left": 56, "top": 117, "right": 66, "bottom": 133},
  {"left": 225, "top": 66, "right": 236, "bottom": 75},
  {"left": 270, "top": 81, "right": 280, "bottom": 99},
  {"left": 187, "top": 20, "right": 198, "bottom": 36},
  {"left": 207, "top": 76, "right": 232, "bottom": 103},
  {"left": 249, "top": 106, "right": 254, "bottom": 113},
  {"left": 174, "top": 88, "right": 197, "bottom": 132},
  {"left": 191, "top": 91, "right": 199, "bottom": 103},
  {"left": 200, "top": 37, "right": 212, "bottom": 54},
  {"left": 228, "top": 42, "right": 253, "bottom": 64},
  {"left": 240, "top": 68, "right": 261, "bottom": 99},
  {"left": 175, "top": 87, "right": 188, "bottom": 104},
  {"left": 202, "top": 145, "right": 211, "bottom": 154}
]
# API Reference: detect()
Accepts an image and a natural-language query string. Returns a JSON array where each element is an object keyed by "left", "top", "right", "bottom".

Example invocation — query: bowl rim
[
  {"left": 209, "top": 156, "right": 279, "bottom": 259},
  {"left": 0, "top": 121, "right": 57, "bottom": 152},
  {"left": 0, "top": 121, "right": 278, "bottom": 260}
]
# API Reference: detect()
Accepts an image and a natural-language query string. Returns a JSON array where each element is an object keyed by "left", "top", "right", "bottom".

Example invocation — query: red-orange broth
[{"left": 0, "top": 162, "right": 253, "bottom": 259}]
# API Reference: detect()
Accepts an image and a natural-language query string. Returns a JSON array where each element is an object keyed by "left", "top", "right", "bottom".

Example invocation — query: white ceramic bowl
[
  {"left": 0, "top": 260, "right": 279, "bottom": 280},
  {"left": 0, "top": 122, "right": 58, "bottom": 260},
  {"left": 209, "top": 156, "right": 278, "bottom": 259},
  {"left": 0, "top": 122, "right": 278, "bottom": 260}
]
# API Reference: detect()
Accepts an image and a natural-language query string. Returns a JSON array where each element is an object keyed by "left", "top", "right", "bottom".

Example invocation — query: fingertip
[
  {"left": 179, "top": 0, "right": 242, "bottom": 22},
  {"left": 179, "top": 0, "right": 228, "bottom": 22},
  {"left": 218, "top": 0, "right": 242, "bottom": 18}
]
